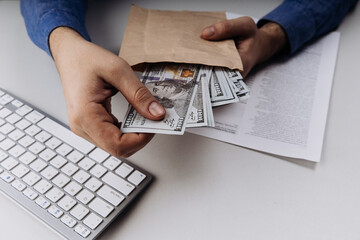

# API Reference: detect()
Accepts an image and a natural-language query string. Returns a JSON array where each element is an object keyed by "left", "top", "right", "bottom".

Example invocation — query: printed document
[{"left": 188, "top": 13, "right": 340, "bottom": 162}]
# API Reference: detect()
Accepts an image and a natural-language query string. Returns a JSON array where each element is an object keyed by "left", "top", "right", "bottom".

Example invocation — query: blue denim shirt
[
  {"left": 21, "top": 0, "right": 358, "bottom": 56},
  {"left": 20, "top": 0, "right": 90, "bottom": 56},
  {"left": 258, "top": 0, "right": 358, "bottom": 54}
]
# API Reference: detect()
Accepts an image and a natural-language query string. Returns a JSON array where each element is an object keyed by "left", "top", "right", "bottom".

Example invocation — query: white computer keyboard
[{"left": 0, "top": 88, "right": 152, "bottom": 240}]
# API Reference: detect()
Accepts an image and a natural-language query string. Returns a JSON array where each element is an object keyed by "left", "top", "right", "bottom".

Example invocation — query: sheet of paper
[{"left": 188, "top": 13, "right": 340, "bottom": 162}]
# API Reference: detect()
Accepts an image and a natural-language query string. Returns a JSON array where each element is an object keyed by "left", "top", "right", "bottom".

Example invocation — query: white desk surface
[{"left": 1, "top": 1, "right": 360, "bottom": 239}]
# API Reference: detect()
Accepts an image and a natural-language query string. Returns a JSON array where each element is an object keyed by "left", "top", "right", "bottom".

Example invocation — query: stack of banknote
[{"left": 121, "top": 63, "right": 249, "bottom": 135}]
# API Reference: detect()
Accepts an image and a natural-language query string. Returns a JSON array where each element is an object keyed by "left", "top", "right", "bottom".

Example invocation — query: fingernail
[
  {"left": 202, "top": 27, "right": 215, "bottom": 37},
  {"left": 149, "top": 101, "right": 165, "bottom": 117}
]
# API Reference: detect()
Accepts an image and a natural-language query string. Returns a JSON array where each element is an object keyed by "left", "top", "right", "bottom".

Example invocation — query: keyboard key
[
  {"left": 64, "top": 181, "right": 82, "bottom": 196},
  {"left": 48, "top": 205, "right": 64, "bottom": 218},
  {"left": 11, "top": 99, "right": 23, "bottom": 108},
  {"left": 30, "top": 159, "right": 47, "bottom": 172},
  {"left": 74, "top": 224, "right": 91, "bottom": 238},
  {"left": 11, "top": 164, "right": 30, "bottom": 178},
  {"left": 25, "top": 110, "right": 44, "bottom": 123},
  {"left": 66, "top": 150, "right": 84, "bottom": 163},
  {"left": 61, "top": 162, "right": 79, "bottom": 176},
  {"left": 8, "top": 129, "right": 25, "bottom": 141},
  {"left": 35, "top": 196, "right": 51, "bottom": 209},
  {"left": 73, "top": 169, "right": 90, "bottom": 184},
  {"left": 56, "top": 143, "right": 73, "bottom": 156},
  {"left": 89, "top": 197, "right": 114, "bottom": 218},
  {"left": 78, "top": 157, "right": 95, "bottom": 171},
  {"left": 76, "top": 189, "right": 94, "bottom": 205},
  {"left": 70, "top": 204, "right": 89, "bottom": 220},
  {"left": 16, "top": 105, "right": 32, "bottom": 116},
  {"left": 89, "top": 164, "right": 107, "bottom": 178},
  {"left": 102, "top": 172, "right": 135, "bottom": 196},
  {"left": 25, "top": 125, "right": 41, "bottom": 136},
  {"left": 19, "top": 151, "right": 36, "bottom": 164},
  {"left": 83, "top": 212, "right": 102, "bottom": 230},
  {"left": 39, "top": 148, "right": 56, "bottom": 161},
  {"left": 0, "top": 107, "right": 12, "bottom": 118},
  {"left": 23, "top": 187, "right": 38, "bottom": 200},
  {"left": 22, "top": 171, "right": 41, "bottom": 186},
  {"left": 38, "top": 117, "right": 95, "bottom": 154},
  {"left": 52, "top": 173, "right": 70, "bottom": 188},
  {"left": 11, "top": 179, "right": 26, "bottom": 191},
  {"left": 41, "top": 165, "right": 59, "bottom": 180},
  {"left": 128, "top": 170, "right": 146, "bottom": 186},
  {"left": 97, "top": 185, "right": 124, "bottom": 206},
  {"left": 45, "top": 137, "right": 62, "bottom": 149},
  {"left": 58, "top": 195, "right": 77, "bottom": 211},
  {"left": 0, "top": 138, "right": 15, "bottom": 150},
  {"left": 34, "top": 179, "right": 52, "bottom": 194},
  {"left": 5, "top": 113, "right": 21, "bottom": 124},
  {"left": 15, "top": 119, "right": 31, "bottom": 130},
  {"left": 50, "top": 155, "right": 67, "bottom": 169},
  {"left": 115, "top": 163, "right": 134, "bottom": 178},
  {"left": 0, "top": 94, "right": 14, "bottom": 105},
  {"left": 35, "top": 130, "right": 51, "bottom": 143},
  {"left": 89, "top": 148, "right": 109, "bottom": 163},
  {"left": 45, "top": 187, "right": 65, "bottom": 203},
  {"left": 84, "top": 177, "right": 102, "bottom": 192},
  {"left": 103, "top": 156, "right": 121, "bottom": 171},
  {"left": 18, "top": 135, "right": 35, "bottom": 147},
  {"left": 61, "top": 214, "right": 77, "bottom": 228},
  {"left": 0, "top": 149, "right": 8, "bottom": 161},
  {"left": 28, "top": 141, "right": 46, "bottom": 154},
  {"left": 0, "top": 171, "right": 15, "bottom": 183},
  {"left": 1, "top": 156, "right": 18, "bottom": 170},
  {"left": 8, "top": 144, "right": 26, "bottom": 158},
  {"left": 0, "top": 123, "right": 15, "bottom": 135}
]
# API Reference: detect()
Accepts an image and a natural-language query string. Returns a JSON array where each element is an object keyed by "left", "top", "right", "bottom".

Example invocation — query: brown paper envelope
[{"left": 119, "top": 5, "right": 243, "bottom": 71}]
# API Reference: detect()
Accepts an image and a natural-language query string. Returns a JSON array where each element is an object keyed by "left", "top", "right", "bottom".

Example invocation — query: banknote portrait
[{"left": 145, "top": 78, "right": 196, "bottom": 118}]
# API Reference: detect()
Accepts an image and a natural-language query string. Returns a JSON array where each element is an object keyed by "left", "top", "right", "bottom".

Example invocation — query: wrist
[
  {"left": 49, "top": 27, "right": 86, "bottom": 63},
  {"left": 257, "top": 22, "right": 289, "bottom": 63}
]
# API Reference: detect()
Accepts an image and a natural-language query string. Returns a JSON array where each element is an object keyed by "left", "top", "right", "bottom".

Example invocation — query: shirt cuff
[
  {"left": 257, "top": 1, "right": 317, "bottom": 54},
  {"left": 38, "top": 9, "right": 90, "bottom": 56}
]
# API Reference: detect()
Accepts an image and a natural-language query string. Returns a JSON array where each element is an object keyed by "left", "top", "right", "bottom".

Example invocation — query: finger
[
  {"left": 122, "top": 150, "right": 139, "bottom": 158},
  {"left": 122, "top": 134, "right": 155, "bottom": 158},
  {"left": 103, "top": 97, "right": 121, "bottom": 127},
  {"left": 81, "top": 102, "right": 154, "bottom": 157},
  {"left": 98, "top": 57, "right": 166, "bottom": 121},
  {"left": 201, "top": 16, "right": 256, "bottom": 40}
]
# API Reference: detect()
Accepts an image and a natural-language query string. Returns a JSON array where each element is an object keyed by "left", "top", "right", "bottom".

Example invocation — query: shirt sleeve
[
  {"left": 20, "top": 0, "right": 90, "bottom": 56},
  {"left": 257, "top": 0, "right": 358, "bottom": 54}
]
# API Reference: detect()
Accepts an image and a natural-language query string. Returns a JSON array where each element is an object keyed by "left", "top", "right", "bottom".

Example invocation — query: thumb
[
  {"left": 201, "top": 16, "right": 256, "bottom": 40},
  {"left": 100, "top": 58, "right": 166, "bottom": 121}
]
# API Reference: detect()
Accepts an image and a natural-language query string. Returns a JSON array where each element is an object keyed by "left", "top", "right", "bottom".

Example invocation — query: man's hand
[
  {"left": 201, "top": 17, "right": 289, "bottom": 77},
  {"left": 49, "top": 27, "right": 166, "bottom": 157}
]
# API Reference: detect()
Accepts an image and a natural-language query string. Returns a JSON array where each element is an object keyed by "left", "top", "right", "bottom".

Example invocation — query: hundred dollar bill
[
  {"left": 186, "top": 66, "right": 212, "bottom": 128},
  {"left": 211, "top": 67, "right": 239, "bottom": 107},
  {"left": 204, "top": 72, "right": 215, "bottom": 127},
  {"left": 225, "top": 68, "right": 243, "bottom": 81},
  {"left": 121, "top": 63, "right": 201, "bottom": 135},
  {"left": 210, "top": 68, "right": 227, "bottom": 101},
  {"left": 223, "top": 68, "right": 249, "bottom": 96}
]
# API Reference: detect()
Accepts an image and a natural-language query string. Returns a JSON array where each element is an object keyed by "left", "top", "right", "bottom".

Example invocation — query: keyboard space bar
[{"left": 37, "top": 117, "right": 95, "bottom": 154}]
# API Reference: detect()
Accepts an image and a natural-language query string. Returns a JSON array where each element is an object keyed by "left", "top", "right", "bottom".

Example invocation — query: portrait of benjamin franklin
[{"left": 145, "top": 78, "right": 196, "bottom": 117}]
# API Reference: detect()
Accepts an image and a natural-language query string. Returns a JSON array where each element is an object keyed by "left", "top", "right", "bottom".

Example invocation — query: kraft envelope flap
[{"left": 119, "top": 5, "right": 243, "bottom": 71}]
